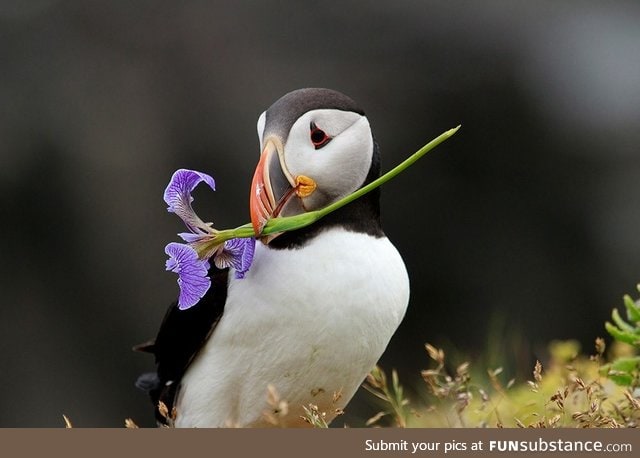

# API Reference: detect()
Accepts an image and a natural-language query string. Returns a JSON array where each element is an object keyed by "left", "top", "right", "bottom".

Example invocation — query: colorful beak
[{"left": 249, "top": 139, "right": 295, "bottom": 236}]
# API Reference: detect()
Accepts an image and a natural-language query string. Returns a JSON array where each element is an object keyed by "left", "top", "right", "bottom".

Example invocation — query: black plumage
[{"left": 135, "top": 267, "right": 228, "bottom": 424}]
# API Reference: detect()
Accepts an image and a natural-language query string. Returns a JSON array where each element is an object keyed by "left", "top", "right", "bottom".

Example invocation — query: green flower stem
[{"left": 205, "top": 125, "right": 459, "bottom": 248}]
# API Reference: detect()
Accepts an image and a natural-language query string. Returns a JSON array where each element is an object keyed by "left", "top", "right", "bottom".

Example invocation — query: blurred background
[{"left": 1, "top": 0, "right": 639, "bottom": 427}]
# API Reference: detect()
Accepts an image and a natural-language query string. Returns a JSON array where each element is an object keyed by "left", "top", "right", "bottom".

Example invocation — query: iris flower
[{"left": 163, "top": 169, "right": 255, "bottom": 310}]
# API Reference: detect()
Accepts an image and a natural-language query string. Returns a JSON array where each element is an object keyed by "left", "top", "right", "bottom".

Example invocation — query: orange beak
[{"left": 249, "top": 139, "right": 296, "bottom": 237}]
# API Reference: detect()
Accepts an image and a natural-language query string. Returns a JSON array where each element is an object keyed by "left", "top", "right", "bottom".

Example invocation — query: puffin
[{"left": 136, "top": 88, "right": 410, "bottom": 427}]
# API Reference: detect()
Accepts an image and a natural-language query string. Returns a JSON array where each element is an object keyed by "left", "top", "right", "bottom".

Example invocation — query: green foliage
[
  {"left": 360, "top": 283, "right": 640, "bottom": 429},
  {"left": 364, "top": 365, "right": 410, "bottom": 427},
  {"left": 365, "top": 339, "right": 639, "bottom": 428},
  {"left": 358, "top": 284, "right": 637, "bottom": 428},
  {"left": 602, "top": 286, "right": 640, "bottom": 388}
]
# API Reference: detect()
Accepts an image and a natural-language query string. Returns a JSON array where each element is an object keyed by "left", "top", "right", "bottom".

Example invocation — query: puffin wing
[{"left": 135, "top": 266, "right": 229, "bottom": 423}]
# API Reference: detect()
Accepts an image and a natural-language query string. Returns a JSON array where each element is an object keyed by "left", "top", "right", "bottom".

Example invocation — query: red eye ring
[{"left": 310, "top": 122, "right": 332, "bottom": 149}]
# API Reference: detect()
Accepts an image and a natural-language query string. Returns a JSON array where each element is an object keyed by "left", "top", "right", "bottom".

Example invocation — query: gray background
[{"left": 1, "top": 1, "right": 639, "bottom": 427}]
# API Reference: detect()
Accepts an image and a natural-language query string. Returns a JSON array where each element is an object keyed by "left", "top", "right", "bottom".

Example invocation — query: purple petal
[
  {"left": 164, "top": 169, "right": 216, "bottom": 233},
  {"left": 213, "top": 237, "right": 256, "bottom": 279},
  {"left": 165, "top": 242, "right": 211, "bottom": 310},
  {"left": 236, "top": 238, "right": 255, "bottom": 279},
  {"left": 178, "top": 232, "right": 209, "bottom": 243}
]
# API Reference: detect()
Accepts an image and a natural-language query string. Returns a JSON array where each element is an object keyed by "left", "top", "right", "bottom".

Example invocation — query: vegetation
[{"left": 362, "top": 285, "right": 640, "bottom": 428}]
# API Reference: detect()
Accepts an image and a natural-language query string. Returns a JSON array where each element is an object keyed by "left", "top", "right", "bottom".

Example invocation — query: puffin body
[
  {"left": 137, "top": 88, "right": 410, "bottom": 427},
  {"left": 177, "top": 228, "right": 408, "bottom": 427}
]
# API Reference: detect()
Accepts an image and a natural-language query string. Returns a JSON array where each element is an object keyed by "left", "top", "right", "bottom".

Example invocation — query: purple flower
[
  {"left": 165, "top": 243, "right": 211, "bottom": 310},
  {"left": 164, "top": 169, "right": 216, "bottom": 235},
  {"left": 163, "top": 169, "right": 255, "bottom": 310},
  {"left": 214, "top": 237, "right": 256, "bottom": 279}
]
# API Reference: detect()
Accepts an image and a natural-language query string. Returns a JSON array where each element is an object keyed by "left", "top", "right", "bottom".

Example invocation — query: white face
[
  {"left": 257, "top": 108, "right": 374, "bottom": 212},
  {"left": 256, "top": 111, "right": 266, "bottom": 147}
]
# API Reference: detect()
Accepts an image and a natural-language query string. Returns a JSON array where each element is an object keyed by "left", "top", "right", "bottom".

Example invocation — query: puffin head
[{"left": 250, "top": 88, "right": 377, "bottom": 244}]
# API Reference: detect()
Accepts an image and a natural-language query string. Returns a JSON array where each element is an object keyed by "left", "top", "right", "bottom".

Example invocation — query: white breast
[{"left": 174, "top": 228, "right": 410, "bottom": 427}]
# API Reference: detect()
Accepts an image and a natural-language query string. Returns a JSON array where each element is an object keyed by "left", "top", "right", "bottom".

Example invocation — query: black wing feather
[{"left": 135, "top": 266, "right": 229, "bottom": 424}]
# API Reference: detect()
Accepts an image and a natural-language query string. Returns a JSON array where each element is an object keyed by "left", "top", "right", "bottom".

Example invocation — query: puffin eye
[{"left": 309, "top": 122, "right": 332, "bottom": 149}]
